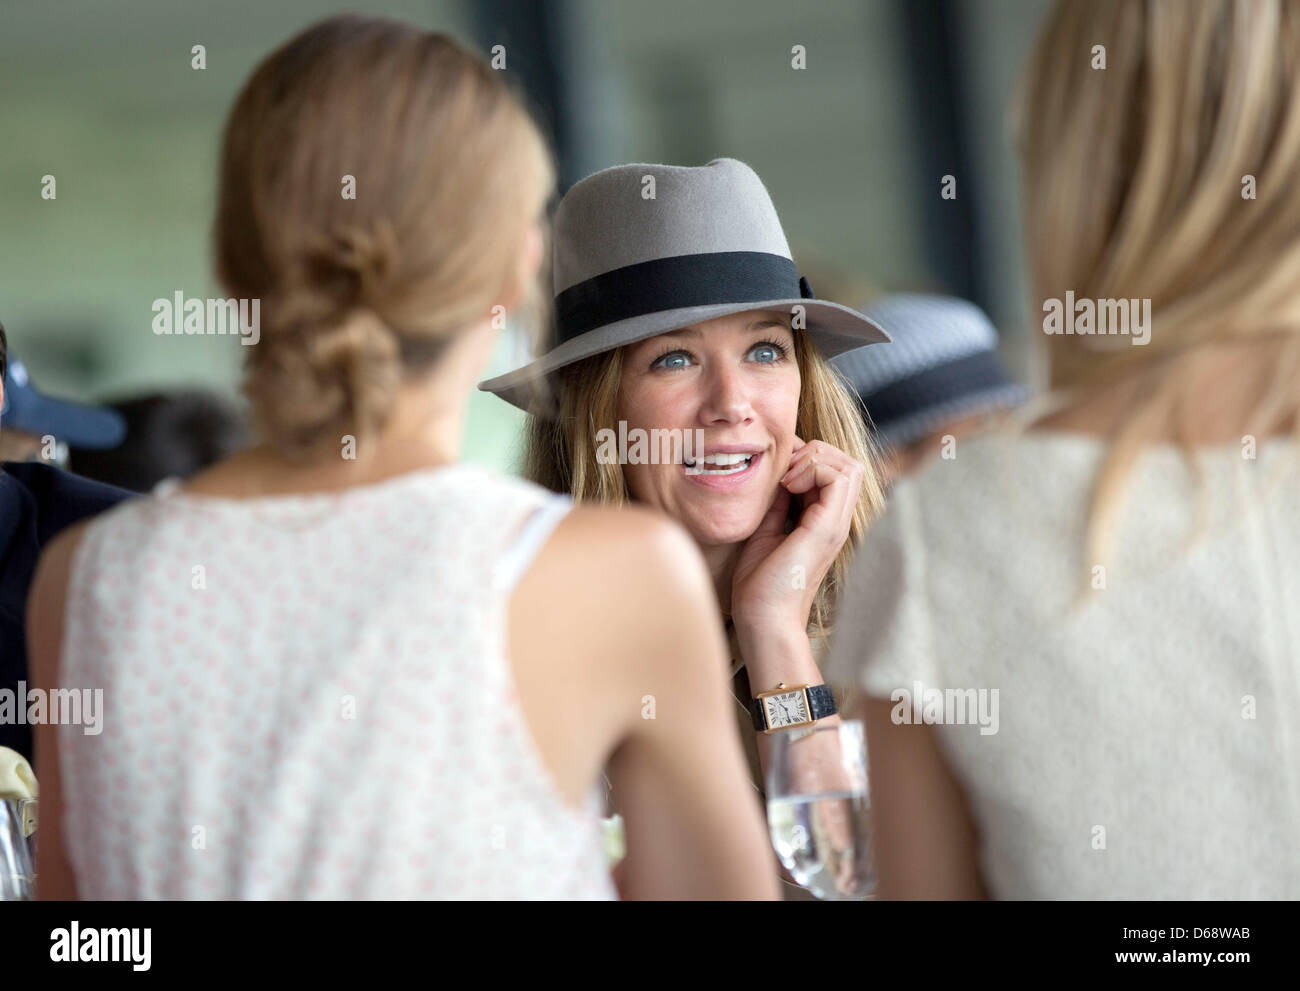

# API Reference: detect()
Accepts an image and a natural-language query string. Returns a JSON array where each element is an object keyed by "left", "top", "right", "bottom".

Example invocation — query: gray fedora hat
[{"left": 477, "top": 158, "right": 891, "bottom": 413}]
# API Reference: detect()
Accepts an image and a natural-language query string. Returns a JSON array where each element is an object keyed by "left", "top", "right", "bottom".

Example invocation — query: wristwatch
[{"left": 749, "top": 682, "right": 837, "bottom": 733}]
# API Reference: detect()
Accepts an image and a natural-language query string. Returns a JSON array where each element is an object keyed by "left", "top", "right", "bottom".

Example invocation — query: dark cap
[{"left": 1, "top": 356, "right": 126, "bottom": 450}]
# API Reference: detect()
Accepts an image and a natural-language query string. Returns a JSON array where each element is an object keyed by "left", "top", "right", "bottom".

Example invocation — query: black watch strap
[
  {"left": 749, "top": 684, "right": 837, "bottom": 731},
  {"left": 807, "top": 683, "right": 836, "bottom": 720}
]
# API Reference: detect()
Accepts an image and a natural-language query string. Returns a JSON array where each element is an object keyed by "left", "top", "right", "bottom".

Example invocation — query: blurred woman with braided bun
[{"left": 27, "top": 14, "right": 777, "bottom": 901}]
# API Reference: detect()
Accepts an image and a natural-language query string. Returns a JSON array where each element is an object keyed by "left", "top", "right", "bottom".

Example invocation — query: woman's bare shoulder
[
  {"left": 533, "top": 503, "right": 706, "bottom": 607},
  {"left": 513, "top": 502, "right": 717, "bottom": 675},
  {"left": 507, "top": 502, "right": 724, "bottom": 782}
]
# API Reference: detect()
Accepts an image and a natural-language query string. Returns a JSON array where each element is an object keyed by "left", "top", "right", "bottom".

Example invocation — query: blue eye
[
  {"left": 650, "top": 350, "right": 693, "bottom": 370},
  {"left": 749, "top": 340, "right": 789, "bottom": 364},
  {"left": 649, "top": 339, "right": 788, "bottom": 370}
]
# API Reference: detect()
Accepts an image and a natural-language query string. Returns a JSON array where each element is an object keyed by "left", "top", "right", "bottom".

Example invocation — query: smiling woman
[
  {"left": 520, "top": 303, "right": 883, "bottom": 640},
  {"left": 481, "top": 157, "right": 893, "bottom": 898},
  {"left": 616, "top": 311, "right": 803, "bottom": 540},
  {"left": 630, "top": 317, "right": 789, "bottom": 482}
]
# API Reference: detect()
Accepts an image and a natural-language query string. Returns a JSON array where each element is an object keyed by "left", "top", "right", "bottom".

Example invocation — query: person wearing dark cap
[
  {"left": 831, "top": 293, "right": 1029, "bottom": 482},
  {"left": 0, "top": 321, "right": 134, "bottom": 761}
]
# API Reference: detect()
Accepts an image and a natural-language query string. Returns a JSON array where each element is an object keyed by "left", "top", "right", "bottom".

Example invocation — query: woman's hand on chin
[{"left": 730, "top": 436, "right": 863, "bottom": 647}]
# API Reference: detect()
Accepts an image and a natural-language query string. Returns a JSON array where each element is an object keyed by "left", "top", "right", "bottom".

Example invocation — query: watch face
[{"left": 763, "top": 689, "right": 810, "bottom": 729}]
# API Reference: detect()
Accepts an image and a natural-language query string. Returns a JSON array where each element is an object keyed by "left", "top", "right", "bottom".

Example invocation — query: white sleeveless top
[
  {"left": 57, "top": 464, "right": 617, "bottom": 900},
  {"left": 827, "top": 432, "right": 1300, "bottom": 899}
]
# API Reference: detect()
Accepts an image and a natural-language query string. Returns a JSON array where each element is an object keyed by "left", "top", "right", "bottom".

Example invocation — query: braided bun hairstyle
[{"left": 214, "top": 15, "right": 554, "bottom": 460}]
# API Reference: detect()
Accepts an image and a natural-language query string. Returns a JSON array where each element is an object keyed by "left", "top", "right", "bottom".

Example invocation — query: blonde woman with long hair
[
  {"left": 828, "top": 0, "right": 1300, "bottom": 899},
  {"left": 27, "top": 16, "right": 777, "bottom": 901},
  {"left": 480, "top": 158, "right": 893, "bottom": 896}
]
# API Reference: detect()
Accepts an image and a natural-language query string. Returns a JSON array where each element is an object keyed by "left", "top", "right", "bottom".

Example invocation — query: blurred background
[{"left": 0, "top": 0, "right": 1052, "bottom": 474}]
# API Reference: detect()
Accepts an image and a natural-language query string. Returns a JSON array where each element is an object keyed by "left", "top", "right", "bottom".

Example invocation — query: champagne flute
[{"left": 766, "top": 719, "right": 874, "bottom": 900}]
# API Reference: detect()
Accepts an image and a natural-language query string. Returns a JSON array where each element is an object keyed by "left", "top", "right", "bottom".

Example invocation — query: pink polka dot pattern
[{"left": 57, "top": 464, "right": 617, "bottom": 900}]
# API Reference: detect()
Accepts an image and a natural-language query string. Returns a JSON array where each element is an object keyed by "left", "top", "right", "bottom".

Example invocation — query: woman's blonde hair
[
  {"left": 215, "top": 15, "right": 554, "bottom": 460},
  {"left": 1016, "top": 0, "right": 1300, "bottom": 564},
  {"left": 523, "top": 325, "right": 887, "bottom": 643}
]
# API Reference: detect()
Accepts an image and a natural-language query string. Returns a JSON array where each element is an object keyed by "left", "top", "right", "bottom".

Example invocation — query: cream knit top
[{"left": 827, "top": 432, "right": 1300, "bottom": 899}]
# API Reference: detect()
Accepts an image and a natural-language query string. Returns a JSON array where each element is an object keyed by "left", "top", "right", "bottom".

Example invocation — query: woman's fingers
[
  {"left": 801, "top": 468, "right": 850, "bottom": 525},
  {"left": 783, "top": 458, "right": 857, "bottom": 547},
  {"left": 781, "top": 439, "right": 853, "bottom": 483},
  {"left": 782, "top": 449, "right": 850, "bottom": 491},
  {"left": 771, "top": 439, "right": 863, "bottom": 568},
  {"left": 781, "top": 456, "right": 823, "bottom": 491}
]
